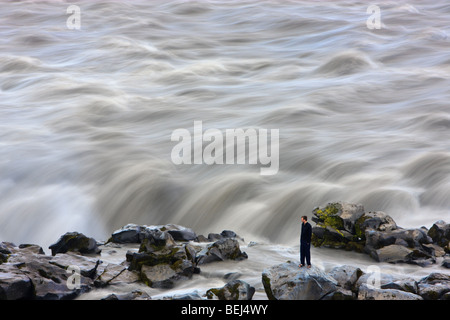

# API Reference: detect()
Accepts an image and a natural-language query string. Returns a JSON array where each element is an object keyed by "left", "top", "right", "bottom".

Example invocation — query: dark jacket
[{"left": 301, "top": 222, "right": 312, "bottom": 243}]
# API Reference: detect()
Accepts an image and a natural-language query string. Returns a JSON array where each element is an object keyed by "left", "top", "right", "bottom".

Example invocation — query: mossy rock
[{"left": 206, "top": 280, "right": 255, "bottom": 300}]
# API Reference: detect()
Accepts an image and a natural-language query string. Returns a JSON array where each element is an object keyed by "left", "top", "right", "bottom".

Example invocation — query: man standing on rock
[{"left": 299, "top": 215, "right": 312, "bottom": 268}]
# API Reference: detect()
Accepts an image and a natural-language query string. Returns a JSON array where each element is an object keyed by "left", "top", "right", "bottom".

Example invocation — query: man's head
[{"left": 301, "top": 216, "right": 307, "bottom": 224}]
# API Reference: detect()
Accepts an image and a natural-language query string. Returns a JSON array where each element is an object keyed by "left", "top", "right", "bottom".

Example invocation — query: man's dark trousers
[{"left": 300, "top": 241, "right": 311, "bottom": 266}]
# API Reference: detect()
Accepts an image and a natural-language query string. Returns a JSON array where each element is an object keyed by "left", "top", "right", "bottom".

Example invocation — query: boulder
[
  {"left": 164, "top": 224, "right": 197, "bottom": 242},
  {"left": 94, "top": 264, "right": 140, "bottom": 287},
  {"left": 109, "top": 224, "right": 142, "bottom": 243},
  {"left": 0, "top": 264, "right": 33, "bottom": 300},
  {"left": 321, "top": 287, "right": 355, "bottom": 300},
  {"left": 311, "top": 202, "right": 367, "bottom": 252},
  {"left": 428, "top": 221, "right": 450, "bottom": 253},
  {"left": 373, "top": 244, "right": 415, "bottom": 263},
  {"left": 49, "top": 232, "right": 101, "bottom": 256},
  {"left": 327, "top": 265, "right": 363, "bottom": 291},
  {"left": 196, "top": 238, "right": 248, "bottom": 265},
  {"left": 140, "top": 261, "right": 194, "bottom": 289},
  {"left": 262, "top": 262, "right": 337, "bottom": 300},
  {"left": 102, "top": 290, "right": 151, "bottom": 300},
  {"left": 357, "top": 211, "right": 397, "bottom": 233},
  {"left": 109, "top": 224, "right": 198, "bottom": 244},
  {"left": 443, "top": 257, "right": 450, "bottom": 269},
  {"left": 312, "top": 202, "right": 365, "bottom": 234},
  {"left": 126, "top": 233, "right": 198, "bottom": 288},
  {"left": 311, "top": 202, "right": 442, "bottom": 266},
  {"left": 206, "top": 280, "right": 255, "bottom": 300},
  {"left": 48, "top": 252, "right": 103, "bottom": 279},
  {"left": 357, "top": 283, "right": 423, "bottom": 300},
  {"left": 365, "top": 229, "right": 435, "bottom": 266},
  {"left": 381, "top": 279, "right": 419, "bottom": 294},
  {"left": 12, "top": 253, "right": 92, "bottom": 300},
  {"left": 417, "top": 273, "right": 450, "bottom": 300}
]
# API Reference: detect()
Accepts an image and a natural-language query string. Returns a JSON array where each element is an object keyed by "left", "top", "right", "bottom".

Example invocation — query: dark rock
[
  {"left": 311, "top": 202, "right": 367, "bottom": 252},
  {"left": 358, "top": 211, "right": 397, "bottom": 233},
  {"left": 357, "top": 283, "right": 423, "bottom": 300},
  {"left": 311, "top": 202, "right": 441, "bottom": 266},
  {"left": 312, "top": 202, "right": 365, "bottom": 234},
  {"left": 94, "top": 264, "right": 140, "bottom": 287},
  {"left": 196, "top": 239, "right": 248, "bottom": 265},
  {"left": 109, "top": 224, "right": 142, "bottom": 243},
  {"left": 110, "top": 224, "right": 198, "bottom": 244},
  {"left": 139, "top": 228, "right": 176, "bottom": 250},
  {"left": 48, "top": 253, "right": 103, "bottom": 279},
  {"left": 126, "top": 237, "right": 197, "bottom": 289},
  {"left": 442, "top": 257, "right": 450, "bottom": 269},
  {"left": 327, "top": 265, "right": 363, "bottom": 291},
  {"left": 15, "top": 254, "right": 92, "bottom": 300},
  {"left": 262, "top": 262, "right": 337, "bottom": 300},
  {"left": 0, "top": 264, "right": 33, "bottom": 300},
  {"left": 417, "top": 273, "right": 450, "bottom": 300},
  {"left": 206, "top": 280, "right": 255, "bottom": 300},
  {"left": 165, "top": 224, "right": 197, "bottom": 241},
  {"left": 102, "top": 290, "right": 151, "bottom": 300},
  {"left": 373, "top": 244, "right": 415, "bottom": 263},
  {"left": 49, "top": 232, "right": 101, "bottom": 256},
  {"left": 381, "top": 279, "right": 419, "bottom": 294},
  {"left": 322, "top": 287, "right": 355, "bottom": 300},
  {"left": 207, "top": 233, "right": 224, "bottom": 242},
  {"left": 428, "top": 221, "right": 450, "bottom": 253},
  {"left": 195, "top": 235, "right": 209, "bottom": 242}
]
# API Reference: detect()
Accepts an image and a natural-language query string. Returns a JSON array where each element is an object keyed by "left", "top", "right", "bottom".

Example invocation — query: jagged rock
[
  {"left": 0, "top": 263, "right": 34, "bottom": 300},
  {"left": 358, "top": 211, "right": 397, "bottom": 233},
  {"left": 322, "top": 287, "right": 355, "bottom": 300},
  {"left": 196, "top": 238, "right": 248, "bottom": 265},
  {"left": 311, "top": 202, "right": 445, "bottom": 266},
  {"left": 14, "top": 253, "right": 92, "bottom": 300},
  {"left": 140, "top": 262, "right": 194, "bottom": 289},
  {"left": 126, "top": 232, "right": 198, "bottom": 288},
  {"left": 357, "top": 283, "right": 423, "bottom": 300},
  {"left": 311, "top": 202, "right": 367, "bottom": 252},
  {"left": 18, "top": 244, "right": 45, "bottom": 255},
  {"left": 365, "top": 228, "right": 435, "bottom": 266},
  {"left": 94, "top": 264, "right": 140, "bottom": 287},
  {"left": 312, "top": 202, "right": 365, "bottom": 234},
  {"left": 48, "top": 252, "right": 103, "bottom": 279},
  {"left": 109, "top": 224, "right": 197, "bottom": 244},
  {"left": 165, "top": 224, "right": 197, "bottom": 242},
  {"left": 109, "top": 224, "right": 143, "bottom": 243},
  {"left": 206, "top": 279, "right": 255, "bottom": 300},
  {"left": 381, "top": 279, "right": 419, "bottom": 294},
  {"left": 355, "top": 270, "right": 396, "bottom": 290},
  {"left": 428, "top": 221, "right": 450, "bottom": 253},
  {"left": 206, "top": 230, "right": 243, "bottom": 242},
  {"left": 373, "top": 244, "right": 415, "bottom": 263},
  {"left": 49, "top": 232, "right": 101, "bottom": 256},
  {"left": 327, "top": 265, "right": 363, "bottom": 291},
  {"left": 262, "top": 262, "right": 337, "bottom": 300},
  {"left": 417, "top": 273, "right": 450, "bottom": 300}
]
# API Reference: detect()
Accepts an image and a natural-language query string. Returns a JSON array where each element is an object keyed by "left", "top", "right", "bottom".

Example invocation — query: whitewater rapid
[{"left": 0, "top": 0, "right": 449, "bottom": 253}]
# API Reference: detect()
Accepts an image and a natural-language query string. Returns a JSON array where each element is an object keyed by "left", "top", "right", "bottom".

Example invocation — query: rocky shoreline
[{"left": 1, "top": 203, "right": 449, "bottom": 300}]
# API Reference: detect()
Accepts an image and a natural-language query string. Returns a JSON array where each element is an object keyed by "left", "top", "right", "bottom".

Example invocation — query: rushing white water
[{"left": 1, "top": 0, "right": 449, "bottom": 260}]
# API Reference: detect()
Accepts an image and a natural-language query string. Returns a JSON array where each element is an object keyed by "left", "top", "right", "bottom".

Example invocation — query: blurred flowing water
[{"left": 1, "top": 0, "right": 449, "bottom": 252}]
